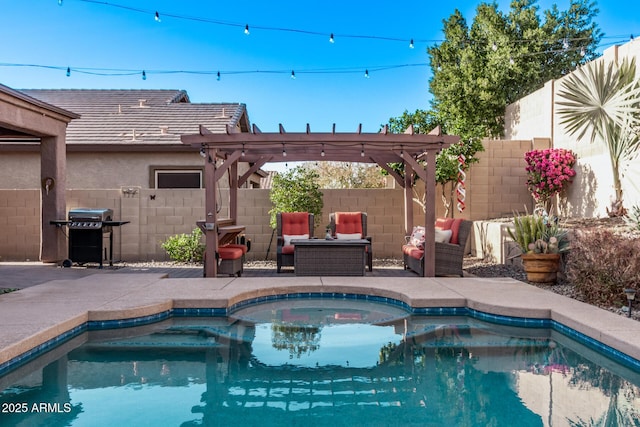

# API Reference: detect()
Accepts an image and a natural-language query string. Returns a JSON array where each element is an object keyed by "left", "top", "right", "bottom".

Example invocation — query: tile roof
[{"left": 21, "top": 89, "right": 248, "bottom": 146}]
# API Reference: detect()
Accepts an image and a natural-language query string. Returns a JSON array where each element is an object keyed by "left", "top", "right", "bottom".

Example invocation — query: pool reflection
[{"left": 1, "top": 300, "right": 640, "bottom": 427}]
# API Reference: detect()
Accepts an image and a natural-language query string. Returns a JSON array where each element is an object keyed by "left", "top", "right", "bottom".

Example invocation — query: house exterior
[
  {"left": 5, "top": 89, "right": 263, "bottom": 190},
  {"left": 0, "top": 89, "right": 266, "bottom": 262}
]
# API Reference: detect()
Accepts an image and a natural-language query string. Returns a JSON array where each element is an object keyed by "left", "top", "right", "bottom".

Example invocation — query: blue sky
[{"left": 1, "top": 0, "right": 638, "bottom": 134}]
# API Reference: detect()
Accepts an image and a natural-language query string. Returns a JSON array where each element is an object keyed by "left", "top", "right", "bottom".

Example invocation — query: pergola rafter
[{"left": 181, "top": 123, "right": 460, "bottom": 277}]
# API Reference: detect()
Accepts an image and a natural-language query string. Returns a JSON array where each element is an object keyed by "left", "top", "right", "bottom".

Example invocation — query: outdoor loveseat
[{"left": 402, "top": 218, "right": 472, "bottom": 277}]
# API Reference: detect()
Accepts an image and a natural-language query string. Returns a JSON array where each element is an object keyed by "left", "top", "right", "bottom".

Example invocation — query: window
[{"left": 152, "top": 168, "right": 203, "bottom": 189}]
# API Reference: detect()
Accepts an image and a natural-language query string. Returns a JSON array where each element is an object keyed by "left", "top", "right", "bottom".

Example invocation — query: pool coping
[{"left": 1, "top": 273, "right": 639, "bottom": 374}]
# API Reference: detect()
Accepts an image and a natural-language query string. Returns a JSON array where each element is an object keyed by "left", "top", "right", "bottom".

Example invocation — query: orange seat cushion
[
  {"left": 282, "top": 212, "right": 310, "bottom": 235},
  {"left": 224, "top": 244, "right": 248, "bottom": 254},
  {"left": 218, "top": 246, "right": 243, "bottom": 260},
  {"left": 402, "top": 244, "right": 424, "bottom": 260},
  {"left": 335, "top": 212, "right": 363, "bottom": 236},
  {"left": 435, "top": 218, "right": 462, "bottom": 245},
  {"left": 282, "top": 245, "right": 295, "bottom": 255}
]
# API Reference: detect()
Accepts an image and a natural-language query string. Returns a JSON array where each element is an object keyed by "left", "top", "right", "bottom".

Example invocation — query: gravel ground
[{"left": 462, "top": 256, "right": 640, "bottom": 322}]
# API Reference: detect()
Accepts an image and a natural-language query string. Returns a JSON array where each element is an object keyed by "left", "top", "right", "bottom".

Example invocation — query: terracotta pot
[{"left": 521, "top": 253, "right": 561, "bottom": 283}]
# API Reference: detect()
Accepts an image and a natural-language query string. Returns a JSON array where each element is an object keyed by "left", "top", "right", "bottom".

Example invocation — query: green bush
[
  {"left": 566, "top": 229, "right": 640, "bottom": 307},
  {"left": 161, "top": 228, "right": 205, "bottom": 263}
]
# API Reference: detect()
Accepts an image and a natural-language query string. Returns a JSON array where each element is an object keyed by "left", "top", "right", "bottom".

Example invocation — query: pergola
[{"left": 181, "top": 123, "right": 460, "bottom": 277}]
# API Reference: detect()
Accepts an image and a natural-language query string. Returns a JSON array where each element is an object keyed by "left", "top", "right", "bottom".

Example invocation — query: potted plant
[{"left": 507, "top": 210, "right": 570, "bottom": 283}]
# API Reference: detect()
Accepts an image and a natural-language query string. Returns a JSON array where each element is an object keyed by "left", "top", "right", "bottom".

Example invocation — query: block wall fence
[{"left": 0, "top": 139, "right": 546, "bottom": 262}]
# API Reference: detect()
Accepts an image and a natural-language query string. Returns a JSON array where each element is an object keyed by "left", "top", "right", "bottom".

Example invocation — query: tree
[
  {"left": 556, "top": 58, "right": 640, "bottom": 216},
  {"left": 428, "top": 0, "right": 601, "bottom": 142},
  {"left": 386, "top": 109, "right": 484, "bottom": 217},
  {"left": 268, "top": 166, "right": 324, "bottom": 228},
  {"left": 304, "top": 161, "right": 387, "bottom": 189}
]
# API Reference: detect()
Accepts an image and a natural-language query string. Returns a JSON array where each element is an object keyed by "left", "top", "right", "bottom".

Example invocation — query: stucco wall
[
  {"left": 0, "top": 152, "right": 248, "bottom": 189},
  {"left": 503, "top": 39, "right": 640, "bottom": 217},
  {"left": 504, "top": 80, "right": 554, "bottom": 141}
]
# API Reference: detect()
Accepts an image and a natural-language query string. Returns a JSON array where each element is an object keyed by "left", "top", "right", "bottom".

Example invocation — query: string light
[
  {"left": 580, "top": 47, "right": 586, "bottom": 56},
  {"left": 244, "top": 24, "right": 250, "bottom": 35},
  {"left": 290, "top": 70, "right": 296, "bottom": 79},
  {"left": 282, "top": 143, "right": 287, "bottom": 157},
  {"left": 142, "top": 70, "right": 146, "bottom": 80},
  {"left": 492, "top": 42, "right": 498, "bottom": 51},
  {"left": 509, "top": 57, "right": 515, "bottom": 65},
  {"left": 329, "top": 33, "right": 335, "bottom": 43},
  {"left": 321, "top": 143, "right": 325, "bottom": 157},
  {"left": 409, "top": 39, "right": 414, "bottom": 49},
  {"left": 154, "top": 11, "right": 160, "bottom": 22},
  {"left": 361, "top": 143, "right": 365, "bottom": 157},
  {"left": 364, "top": 69, "right": 369, "bottom": 78},
  {"left": 216, "top": 71, "right": 220, "bottom": 81},
  {"left": 241, "top": 143, "right": 245, "bottom": 156},
  {"left": 51, "top": 1, "right": 636, "bottom": 52},
  {"left": 66, "top": 67, "right": 70, "bottom": 77}
]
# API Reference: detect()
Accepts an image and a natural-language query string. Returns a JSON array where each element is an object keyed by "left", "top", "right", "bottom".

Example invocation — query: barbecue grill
[{"left": 51, "top": 208, "right": 128, "bottom": 267}]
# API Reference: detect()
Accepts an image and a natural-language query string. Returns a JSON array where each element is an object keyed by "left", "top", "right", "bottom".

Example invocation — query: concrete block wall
[
  {"left": 0, "top": 138, "right": 546, "bottom": 262},
  {"left": 0, "top": 190, "right": 41, "bottom": 261}
]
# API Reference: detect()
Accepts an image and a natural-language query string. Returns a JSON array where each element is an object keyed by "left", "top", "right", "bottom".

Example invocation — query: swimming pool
[{"left": 1, "top": 297, "right": 639, "bottom": 426}]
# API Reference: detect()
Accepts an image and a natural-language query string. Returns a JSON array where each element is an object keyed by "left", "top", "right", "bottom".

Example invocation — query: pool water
[{"left": 1, "top": 299, "right": 639, "bottom": 426}]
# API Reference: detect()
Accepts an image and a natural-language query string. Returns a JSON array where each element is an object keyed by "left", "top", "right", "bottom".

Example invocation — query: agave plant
[
  {"left": 556, "top": 57, "right": 640, "bottom": 216},
  {"left": 508, "top": 210, "right": 569, "bottom": 254}
]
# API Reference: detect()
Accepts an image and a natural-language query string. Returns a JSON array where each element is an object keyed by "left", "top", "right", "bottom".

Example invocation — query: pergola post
[
  {"left": 403, "top": 162, "right": 413, "bottom": 235},
  {"left": 229, "top": 160, "right": 238, "bottom": 223},
  {"left": 423, "top": 150, "right": 436, "bottom": 277},
  {"left": 203, "top": 148, "right": 218, "bottom": 277}
]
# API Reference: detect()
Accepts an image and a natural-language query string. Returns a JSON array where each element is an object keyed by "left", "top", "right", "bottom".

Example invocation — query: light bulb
[
  {"left": 491, "top": 42, "right": 497, "bottom": 51},
  {"left": 241, "top": 144, "right": 246, "bottom": 156},
  {"left": 364, "top": 69, "right": 369, "bottom": 78},
  {"left": 244, "top": 24, "right": 250, "bottom": 35},
  {"left": 58, "top": 0, "right": 63, "bottom": 6},
  {"left": 509, "top": 57, "right": 515, "bottom": 65},
  {"left": 66, "top": 67, "right": 70, "bottom": 77},
  {"left": 329, "top": 33, "right": 335, "bottom": 43},
  {"left": 562, "top": 38, "right": 569, "bottom": 50},
  {"left": 321, "top": 144, "right": 325, "bottom": 157},
  {"left": 409, "top": 39, "right": 414, "bottom": 49},
  {"left": 142, "top": 70, "right": 146, "bottom": 80},
  {"left": 580, "top": 47, "right": 585, "bottom": 57},
  {"left": 216, "top": 71, "right": 221, "bottom": 81},
  {"left": 361, "top": 146, "right": 365, "bottom": 157},
  {"left": 290, "top": 70, "right": 296, "bottom": 79},
  {"left": 154, "top": 11, "right": 161, "bottom": 22},
  {"left": 282, "top": 144, "right": 287, "bottom": 157}
]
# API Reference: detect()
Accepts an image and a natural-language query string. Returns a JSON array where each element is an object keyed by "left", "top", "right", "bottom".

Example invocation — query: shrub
[
  {"left": 525, "top": 148, "right": 576, "bottom": 210},
  {"left": 624, "top": 205, "right": 640, "bottom": 232},
  {"left": 269, "top": 166, "right": 324, "bottom": 229},
  {"left": 565, "top": 229, "right": 640, "bottom": 307},
  {"left": 161, "top": 228, "right": 204, "bottom": 263}
]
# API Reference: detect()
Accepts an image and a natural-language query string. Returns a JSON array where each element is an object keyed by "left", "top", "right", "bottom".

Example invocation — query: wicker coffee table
[{"left": 292, "top": 238, "right": 369, "bottom": 276}]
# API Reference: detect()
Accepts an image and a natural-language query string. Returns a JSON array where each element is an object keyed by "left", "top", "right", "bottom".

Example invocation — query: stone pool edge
[{"left": 1, "top": 273, "right": 639, "bottom": 373}]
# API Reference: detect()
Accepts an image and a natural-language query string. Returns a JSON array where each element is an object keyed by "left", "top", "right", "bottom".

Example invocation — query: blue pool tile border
[
  {"left": 0, "top": 324, "right": 87, "bottom": 377},
  {"left": 2, "top": 292, "right": 639, "bottom": 377}
]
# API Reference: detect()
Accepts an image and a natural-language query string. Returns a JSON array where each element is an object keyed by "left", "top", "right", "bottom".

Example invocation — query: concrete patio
[{"left": 0, "top": 262, "right": 639, "bottom": 378}]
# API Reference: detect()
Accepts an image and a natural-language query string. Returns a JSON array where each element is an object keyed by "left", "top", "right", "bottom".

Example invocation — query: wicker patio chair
[
  {"left": 402, "top": 219, "right": 472, "bottom": 277},
  {"left": 276, "top": 212, "right": 314, "bottom": 273},
  {"left": 329, "top": 211, "right": 373, "bottom": 272}
]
